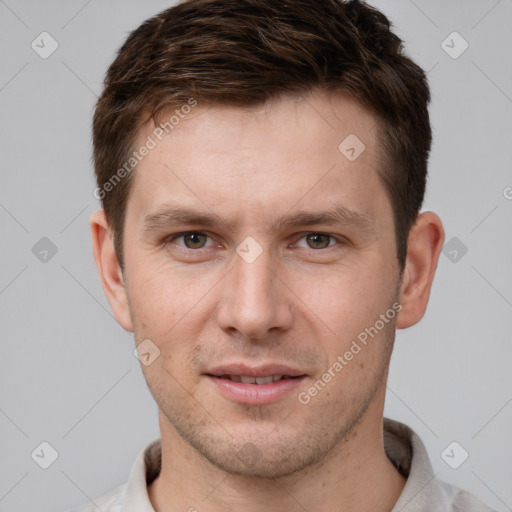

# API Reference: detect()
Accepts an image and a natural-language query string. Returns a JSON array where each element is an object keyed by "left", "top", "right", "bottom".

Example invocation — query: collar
[{"left": 122, "top": 418, "right": 442, "bottom": 512}]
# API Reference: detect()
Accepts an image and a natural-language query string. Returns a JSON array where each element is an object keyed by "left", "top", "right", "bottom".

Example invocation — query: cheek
[
  {"left": 292, "top": 265, "right": 392, "bottom": 328},
  {"left": 126, "top": 266, "right": 198, "bottom": 339}
]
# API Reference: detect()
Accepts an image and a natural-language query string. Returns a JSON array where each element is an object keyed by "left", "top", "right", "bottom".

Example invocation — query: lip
[
  {"left": 204, "top": 363, "right": 307, "bottom": 405},
  {"left": 206, "top": 375, "right": 306, "bottom": 405}
]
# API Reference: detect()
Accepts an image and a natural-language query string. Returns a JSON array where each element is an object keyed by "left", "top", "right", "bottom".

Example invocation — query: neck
[{"left": 148, "top": 402, "right": 406, "bottom": 512}]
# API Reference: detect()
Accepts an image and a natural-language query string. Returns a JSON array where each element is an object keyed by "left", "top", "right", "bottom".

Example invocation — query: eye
[
  {"left": 168, "top": 231, "right": 213, "bottom": 249},
  {"left": 296, "top": 233, "right": 338, "bottom": 250}
]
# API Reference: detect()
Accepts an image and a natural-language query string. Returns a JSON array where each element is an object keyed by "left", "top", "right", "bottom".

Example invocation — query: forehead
[
  {"left": 127, "top": 91, "right": 387, "bottom": 227},
  {"left": 142, "top": 91, "right": 380, "bottom": 159}
]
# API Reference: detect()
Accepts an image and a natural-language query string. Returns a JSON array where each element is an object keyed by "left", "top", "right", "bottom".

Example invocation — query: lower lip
[{"left": 206, "top": 376, "right": 306, "bottom": 405}]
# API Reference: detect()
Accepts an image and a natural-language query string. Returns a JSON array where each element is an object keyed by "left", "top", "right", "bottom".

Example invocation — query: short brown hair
[{"left": 93, "top": 0, "right": 432, "bottom": 272}]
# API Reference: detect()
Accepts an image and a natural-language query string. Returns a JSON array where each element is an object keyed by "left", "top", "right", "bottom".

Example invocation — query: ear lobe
[
  {"left": 395, "top": 211, "right": 445, "bottom": 330},
  {"left": 90, "top": 210, "right": 134, "bottom": 332}
]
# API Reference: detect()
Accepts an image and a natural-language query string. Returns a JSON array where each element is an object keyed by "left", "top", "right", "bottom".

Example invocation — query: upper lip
[{"left": 205, "top": 363, "right": 307, "bottom": 378}]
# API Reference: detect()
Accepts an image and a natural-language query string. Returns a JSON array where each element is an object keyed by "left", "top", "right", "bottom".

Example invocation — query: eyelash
[{"left": 165, "top": 231, "right": 344, "bottom": 250}]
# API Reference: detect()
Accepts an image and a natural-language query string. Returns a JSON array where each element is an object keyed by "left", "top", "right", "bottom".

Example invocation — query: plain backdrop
[{"left": 1, "top": 1, "right": 511, "bottom": 511}]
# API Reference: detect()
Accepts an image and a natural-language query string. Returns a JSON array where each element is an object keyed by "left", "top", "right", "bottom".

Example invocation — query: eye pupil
[
  {"left": 306, "top": 233, "right": 330, "bottom": 249},
  {"left": 184, "top": 233, "right": 207, "bottom": 249}
]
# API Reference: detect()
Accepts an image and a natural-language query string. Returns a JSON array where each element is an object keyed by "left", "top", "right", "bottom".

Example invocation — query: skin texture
[{"left": 91, "top": 91, "right": 445, "bottom": 512}]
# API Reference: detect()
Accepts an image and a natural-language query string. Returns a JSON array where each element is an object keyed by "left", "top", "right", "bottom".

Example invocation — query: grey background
[{"left": 0, "top": 1, "right": 511, "bottom": 511}]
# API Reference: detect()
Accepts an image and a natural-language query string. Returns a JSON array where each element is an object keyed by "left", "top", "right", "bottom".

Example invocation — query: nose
[{"left": 215, "top": 248, "right": 294, "bottom": 340}]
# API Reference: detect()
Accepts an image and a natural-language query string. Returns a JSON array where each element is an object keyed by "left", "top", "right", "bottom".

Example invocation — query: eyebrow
[{"left": 142, "top": 204, "right": 375, "bottom": 235}]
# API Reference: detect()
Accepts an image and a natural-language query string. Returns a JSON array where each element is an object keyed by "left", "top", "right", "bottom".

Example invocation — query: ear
[
  {"left": 395, "top": 211, "right": 445, "bottom": 329},
  {"left": 90, "top": 210, "right": 133, "bottom": 332}
]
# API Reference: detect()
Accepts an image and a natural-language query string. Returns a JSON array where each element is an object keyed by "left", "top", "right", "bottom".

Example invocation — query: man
[{"left": 78, "top": 0, "right": 495, "bottom": 511}]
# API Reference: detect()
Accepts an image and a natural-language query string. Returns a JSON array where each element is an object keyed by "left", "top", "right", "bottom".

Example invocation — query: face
[{"left": 121, "top": 92, "right": 403, "bottom": 478}]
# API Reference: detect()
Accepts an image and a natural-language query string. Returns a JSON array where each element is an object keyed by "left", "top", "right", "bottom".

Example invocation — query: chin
[
  {"left": 202, "top": 443, "right": 320, "bottom": 479},
  {"left": 174, "top": 422, "right": 343, "bottom": 480}
]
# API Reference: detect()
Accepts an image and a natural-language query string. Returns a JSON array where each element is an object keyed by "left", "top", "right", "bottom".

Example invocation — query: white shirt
[{"left": 68, "top": 418, "right": 496, "bottom": 512}]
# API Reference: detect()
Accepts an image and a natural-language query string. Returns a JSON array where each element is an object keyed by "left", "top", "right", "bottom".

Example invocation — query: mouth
[
  {"left": 204, "top": 364, "right": 307, "bottom": 405},
  {"left": 208, "top": 374, "right": 302, "bottom": 384}
]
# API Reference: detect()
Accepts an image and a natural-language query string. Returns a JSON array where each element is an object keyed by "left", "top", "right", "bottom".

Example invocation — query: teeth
[
  {"left": 224, "top": 375, "right": 288, "bottom": 384},
  {"left": 255, "top": 376, "right": 274, "bottom": 385}
]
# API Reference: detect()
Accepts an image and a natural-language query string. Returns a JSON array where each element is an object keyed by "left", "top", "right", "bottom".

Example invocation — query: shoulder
[
  {"left": 66, "top": 483, "right": 126, "bottom": 512},
  {"left": 438, "top": 479, "right": 497, "bottom": 512},
  {"left": 383, "top": 418, "right": 497, "bottom": 512}
]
